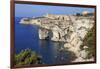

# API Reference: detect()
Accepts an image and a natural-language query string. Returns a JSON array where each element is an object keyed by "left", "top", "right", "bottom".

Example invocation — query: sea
[{"left": 15, "top": 17, "right": 76, "bottom": 64}]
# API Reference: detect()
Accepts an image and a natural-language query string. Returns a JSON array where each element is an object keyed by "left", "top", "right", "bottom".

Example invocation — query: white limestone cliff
[{"left": 20, "top": 14, "right": 95, "bottom": 62}]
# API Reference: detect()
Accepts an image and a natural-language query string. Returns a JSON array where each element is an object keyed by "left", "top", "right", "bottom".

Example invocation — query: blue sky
[{"left": 15, "top": 4, "right": 95, "bottom": 17}]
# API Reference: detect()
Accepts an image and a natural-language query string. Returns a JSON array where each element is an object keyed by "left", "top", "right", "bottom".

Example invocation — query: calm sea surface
[{"left": 15, "top": 17, "right": 76, "bottom": 64}]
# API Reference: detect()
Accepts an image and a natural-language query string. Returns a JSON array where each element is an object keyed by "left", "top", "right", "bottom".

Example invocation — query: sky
[{"left": 15, "top": 4, "right": 95, "bottom": 17}]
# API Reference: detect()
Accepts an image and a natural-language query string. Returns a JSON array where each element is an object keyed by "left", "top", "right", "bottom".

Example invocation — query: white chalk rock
[{"left": 39, "top": 28, "right": 49, "bottom": 39}]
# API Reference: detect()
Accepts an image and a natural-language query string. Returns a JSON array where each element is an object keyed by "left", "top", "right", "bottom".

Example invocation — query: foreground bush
[{"left": 15, "top": 48, "right": 42, "bottom": 66}]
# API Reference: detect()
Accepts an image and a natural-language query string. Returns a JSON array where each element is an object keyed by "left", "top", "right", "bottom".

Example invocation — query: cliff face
[
  {"left": 20, "top": 14, "right": 94, "bottom": 42},
  {"left": 20, "top": 14, "right": 95, "bottom": 61},
  {"left": 38, "top": 28, "right": 49, "bottom": 39}
]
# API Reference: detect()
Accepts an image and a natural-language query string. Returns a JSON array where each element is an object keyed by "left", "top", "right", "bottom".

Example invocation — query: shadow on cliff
[{"left": 46, "top": 30, "right": 53, "bottom": 40}]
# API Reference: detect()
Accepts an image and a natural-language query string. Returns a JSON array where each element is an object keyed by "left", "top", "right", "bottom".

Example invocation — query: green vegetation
[
  {"left": 76, "top": 13, "right": 82, "bottom": 16},
  {"left": 80, "top": 25, "right": 95, "bottom": 59},
  {"left": 15, "top": 48, "right": 42, "bottom": 66},
  {"left": 76, "top": 13, "right": 94, "bottom": 16}
]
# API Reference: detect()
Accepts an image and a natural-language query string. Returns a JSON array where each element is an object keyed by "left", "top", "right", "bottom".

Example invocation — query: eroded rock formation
[{"left": 20, "top": 14, "right": 95, "bottom": 62}]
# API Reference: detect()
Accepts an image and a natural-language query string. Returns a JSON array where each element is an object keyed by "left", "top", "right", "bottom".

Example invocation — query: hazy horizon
[{"left": 15, "top": 4, "right": 95, "bottom": 17}]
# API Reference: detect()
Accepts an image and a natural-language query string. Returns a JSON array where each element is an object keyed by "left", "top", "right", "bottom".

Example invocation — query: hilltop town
[{"left": 20, "top": 12, "right": 95, "bottom": 62}]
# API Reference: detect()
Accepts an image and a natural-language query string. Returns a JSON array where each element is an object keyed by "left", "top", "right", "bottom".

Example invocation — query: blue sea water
[{"left": 15, "top": 17, "right": 76, "bottom": 64}]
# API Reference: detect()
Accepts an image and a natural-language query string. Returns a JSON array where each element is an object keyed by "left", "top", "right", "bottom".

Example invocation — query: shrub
[
  {"left": 81, "top": 25, "right": 95, "bottom": 59},
  {"left": 15, "top": 48, "right": 42, "bottom": 66}
]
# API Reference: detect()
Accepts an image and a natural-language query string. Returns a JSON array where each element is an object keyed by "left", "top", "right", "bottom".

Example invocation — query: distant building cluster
[{"left": 76, "top": 11, "right": 94, "bottom": 16}]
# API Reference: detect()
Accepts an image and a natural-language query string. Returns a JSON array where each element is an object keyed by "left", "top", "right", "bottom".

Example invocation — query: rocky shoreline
[{"left": 20, "top": 14, "right": 95, "bottom": 62}]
